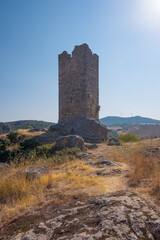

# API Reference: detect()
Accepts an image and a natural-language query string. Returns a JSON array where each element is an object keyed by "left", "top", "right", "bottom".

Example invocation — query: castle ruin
[
  {"left": 50, "top": 44, "right": 109, "bottom": 143},
  {"left": 59, "top": 44, "right": 99, "bottom": 122}
]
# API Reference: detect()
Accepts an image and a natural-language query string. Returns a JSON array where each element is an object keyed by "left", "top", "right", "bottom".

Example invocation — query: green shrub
[
  {"left": 65, "top": 147, "right": 81, "bottom": 155},
  {"left": 0, "top": 139, "right": 7, "bottom": 151},
  {"left": 36, "top": 145, "right": 80, "bottom": 159},
  {"left": 0, "top": 138, "right": 11, "bottom": 163},
  {"left": 18, "top": 135, "right": 26, "bottom": 143},
  {"left": 7, "top": 131, "right": 19, "bottom": 144},
  {"left": 10, "top": 148, "right": 22, "bottom": 159},
  {"left": 54, "top": 147, "right": 81, "bottom": 162},
  {"left": 0, "top": 150, "right": 10, "bottom": 163},
  {"left": 36, "top": 144, "right": 54, "bottom": 158},
  {"left": 118, "top": 133, "right": 140, "bottom": 143},
  {"left": 20, "top": 138, "right": 39, "bottom": 150}
]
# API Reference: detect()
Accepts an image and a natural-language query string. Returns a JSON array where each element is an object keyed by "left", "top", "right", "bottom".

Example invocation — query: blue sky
[{"left": 1, "top": 0, "right": 160, "bottom": 122}]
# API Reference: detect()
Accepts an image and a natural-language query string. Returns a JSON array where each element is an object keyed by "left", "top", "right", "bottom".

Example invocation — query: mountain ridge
[{"left": 100, "top": 116, "right": 160, "bottom": 127}]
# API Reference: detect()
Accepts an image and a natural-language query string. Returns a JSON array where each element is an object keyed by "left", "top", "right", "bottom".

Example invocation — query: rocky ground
[{"left": 1, "top": 144, "right": 160, "bottom": 240}]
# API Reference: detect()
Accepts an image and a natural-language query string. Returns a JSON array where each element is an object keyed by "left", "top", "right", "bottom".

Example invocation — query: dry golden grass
[
  {"left": 108, "top": 139, "right": 160, "bottom": 203},
  {"left": 1, "top": 138, "right": 160, "bottom": 229},
  {"left": 17, "top": 129, "right": 44, "bottom": 137},
  {"left": 0, "top": 160, "right": 106, "bottom": 228},
  {"left": 0, "top": 129, "right": 44, "bottom": 139}
]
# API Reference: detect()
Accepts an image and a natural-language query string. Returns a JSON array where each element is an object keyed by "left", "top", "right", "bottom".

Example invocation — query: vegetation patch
[
  {"left": 6, "top": 131, "right": 19, "bottom": 144},
  {"left": 118, "top": 133, "right": 140, "bottom": 143},
  {"left": 0, "top": 158, "right": 105, "bottom": 228},
  {"left": 6, "top": 120, "right": 54, "bottom": 131},
  {"left": 111, "top": 140, "right": 160, "bottom": 204}
]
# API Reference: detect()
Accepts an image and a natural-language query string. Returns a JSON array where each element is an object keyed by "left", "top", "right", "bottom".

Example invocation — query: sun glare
[{"left": 136, "top": 0, "right": 160, "bottom": 29}]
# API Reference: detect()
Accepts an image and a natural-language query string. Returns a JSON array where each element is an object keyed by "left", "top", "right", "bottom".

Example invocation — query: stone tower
[
  {"left": 48, "top": 43, "right": 109, "bottom": 143},
  {"left": 59, "top": 43, "right": 99, "bottom": 122}
]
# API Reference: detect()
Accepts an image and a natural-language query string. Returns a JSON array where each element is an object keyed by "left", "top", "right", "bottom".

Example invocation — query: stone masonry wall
[{"left": 59, "top": 44, "right": 99, "bottom": 122}]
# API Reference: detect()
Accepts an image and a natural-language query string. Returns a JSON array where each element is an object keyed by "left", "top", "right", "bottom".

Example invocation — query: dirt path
[
  {"left": 1, "top": 144, "right": 160, "bottom": 240},
  {"left": 89, "top": 144, "right": 129, "bottom": 194}
]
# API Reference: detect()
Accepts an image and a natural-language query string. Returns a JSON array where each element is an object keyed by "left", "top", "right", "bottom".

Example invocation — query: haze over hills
[{"left": 100, "top": 116, "right": 160, "bottom": 127}]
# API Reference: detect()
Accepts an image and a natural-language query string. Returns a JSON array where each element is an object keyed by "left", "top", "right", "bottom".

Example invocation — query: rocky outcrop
[
  {"left": 3, "top": 192, "right": 160, "bottom": 240},
  {"left": 16, "top": 166, "right": 58, "bottom": 179},
  {"left": 143, "top": 147, "right": 160, "bottom": 158},
  {"left": 108, "top": 137, "right": 121, "bottom": 146},
  {"left": 55, "top": 135, "right": 84, "bottom": 150},
  {"left": 49, "top": 118, "right": 109, "bottom": 143},
  {"left": 34, "top": 132, "right": 59, "bottom": 144},
  {"left": 85, "top": 143, "right": 98, "bottom": 149}
]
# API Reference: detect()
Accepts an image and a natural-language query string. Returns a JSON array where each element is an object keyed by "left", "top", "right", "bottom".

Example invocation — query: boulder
[
  {"left": 76, "top": 152, "right": 94, "bottom": 160},
  {"left": 49, "top": 118, "right": 109, "bottom": 143},
  {"left": 34, "top": 132, "right": 59, "bottom": 144},
  {"left": 85, "top": 143, "right": 98, "bottom": 149},
  {"left": 16, "top": 166, "right": 58, "bottom": 179},
  {"left": 108, "top": 137, "right": 121, "bottom": 146},
  {"left": 55, "top": 135, "right": 84, "bottom": 150}
]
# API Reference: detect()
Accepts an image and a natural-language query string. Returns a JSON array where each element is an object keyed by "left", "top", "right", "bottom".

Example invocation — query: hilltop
[
  {"left": 100, "top": 116, "right": 160, "bottom": 127},
  {"left": 4, "top": 120, "right": 54, "bottom": 131}
]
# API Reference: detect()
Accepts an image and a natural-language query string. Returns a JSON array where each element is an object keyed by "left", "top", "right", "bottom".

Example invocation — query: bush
[
  {"left": 53, "top": 147, "right": 81, "bottom": 163},
  {"left": 20, "top": 138, "right": 39, "bottom": 151},
  {"left": 36, "top": 145, "right": 80, "bottom": 159},
  {"left": 18, "top": 135, "right": 26, "bottom": 143},
  {"left": 7, "top": 131, "right": 19, "bottom": 144},
  {"left": 0, "top": 138, "right": 11, "bottom": 163},
  {"left": 65, "top": 147, "right": 81, "bottom": 155},
  {"left": 36, "top": 144, "right": 54, "bottom": 158},
  {"left": 0, "top": 139, "right": 7, "bottom": 151},
  {"left": 10, "top": 148, "right": 22, "bottom": 161},
  {"left": 118, "top": 133, "right": 140, "bottom": 143},
  {"left": 0, "top": 150, "right": 10, "bottom": 163}
]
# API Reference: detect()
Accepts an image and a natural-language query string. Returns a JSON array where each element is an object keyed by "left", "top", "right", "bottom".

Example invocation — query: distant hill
[
  {"left": 5, "top": 120, "right": 54, "bottom": 131},
  {"left": 0, "top": 123, "right": 11, "bottom": 135},
  {"left": 100, "top": 116, "right": 160, "bottom": 127},
  {"left": 121, "top": 125, "right": 160, "bottom": 139}
]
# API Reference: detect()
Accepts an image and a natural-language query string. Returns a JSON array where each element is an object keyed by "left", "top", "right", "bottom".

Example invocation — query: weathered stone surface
[
  {"left": 59, "top": 44, "right": 99, "bottom": 121},
  {"left": 55, "top": 135, "right": 84, "bottom": 150},
  {"left": 48, "top": 44, "right": 109, "bottom": 143},
  {"left": 34, "top": 132, "right": 59, "bottom": 144},
  {"left": 16, "top": 166, "right": 58, "bottom": 179},
  {"left": 143, "top": 147, "right": 160, "bottom": 158},
  {"left": 94, "top": 168, "right": 129, "bottom": 176},
  {"left": 108, "top": 137, "right": 121, "bottom": 146},
  {"left": 85, "top": 160, "right": 118, "bottom": 167},
  {"left": 4, "top": 192, "right": 160, "bottom": 240},
  {"left": 49, "top": 118, "right": 109, "bottom": 143},
  {"left": 85, "top": 143, "right": 98, "bottom": 149},
  {"left": 76, "top": 152, "right": 94, "bottom": 160}
]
